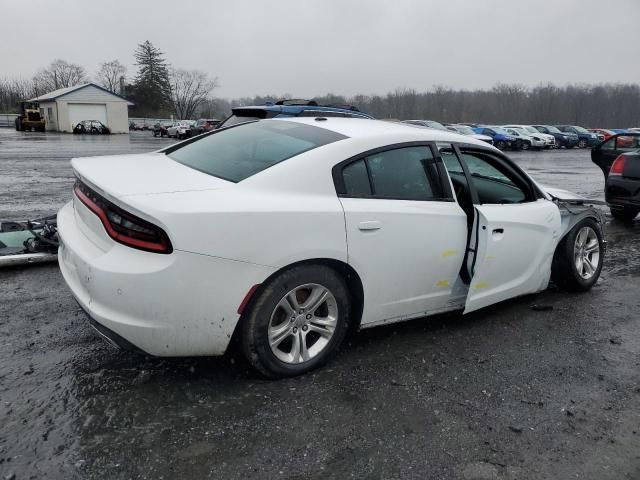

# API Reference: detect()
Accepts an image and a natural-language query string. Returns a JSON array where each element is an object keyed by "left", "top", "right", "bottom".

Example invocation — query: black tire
[
  {"left": 551, "top": 218, "right": 604, "bottom": 292},
  {"left": 566, "top": 144, "right": 574, "bottom": 149},
  {"left": 241, "top": 264, "right": 351, "bottom": 378},
  {"left": 578, "top": 139, "right": 587, "bottom": 148},
  {"left": 610, "top": 206, "right": 638, "bottom": 222},
  {"left": 15, "top": 119, "right": 21, "bottom": 131},
  {"left": 521, "top": 141, "right": 530, "bottom": 151},
  {"left": 495, "top": 140, "right": 506, "bottom": 150}
]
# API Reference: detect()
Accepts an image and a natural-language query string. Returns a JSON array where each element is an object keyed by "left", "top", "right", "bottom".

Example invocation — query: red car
[
  {"left": 189, "top": 119, "right": 221, "bottom": 137},
  {"left": 589, "top": 129, "right": 616, "bottom": 142}
]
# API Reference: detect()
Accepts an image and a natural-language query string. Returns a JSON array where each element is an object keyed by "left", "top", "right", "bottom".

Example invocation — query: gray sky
[{"left": 3, "top": 0, "right": 639, "bottom": 98}]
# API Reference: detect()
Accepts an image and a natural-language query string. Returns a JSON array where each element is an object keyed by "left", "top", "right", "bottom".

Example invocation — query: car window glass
[
  {"left": 459, "top": 152, "right": 527, "bottom": 204},
  {"left": 615, "top": 136, "right": 640, "bottom": 151},
  {"left": 342, "top": 159, "right": 371, "bottom": 196},
  {"left": 365, "top": 146, "right": 442, "bottom": 200},
  {"left": 168, "top": 121, "right": 346, "bottom": 182}
]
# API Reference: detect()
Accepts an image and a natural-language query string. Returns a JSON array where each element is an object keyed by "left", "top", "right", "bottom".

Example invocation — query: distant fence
[{"left": 0, "top": 114, "right": 18, "bottom": 128}]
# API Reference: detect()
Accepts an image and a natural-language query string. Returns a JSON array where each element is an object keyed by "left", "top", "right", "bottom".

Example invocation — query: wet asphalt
[{"left": 1, "top": 129, "right": 639, "bottom": 480}]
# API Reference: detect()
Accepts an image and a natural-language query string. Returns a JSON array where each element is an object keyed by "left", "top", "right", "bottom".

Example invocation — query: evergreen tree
[{"left": 130, "top": 41, "right": 172, "bottom": 116}]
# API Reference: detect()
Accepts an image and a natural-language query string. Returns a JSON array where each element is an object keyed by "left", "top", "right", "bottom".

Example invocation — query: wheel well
[{"left": 229, "top": 258, "right": 365, "bottom": 350}]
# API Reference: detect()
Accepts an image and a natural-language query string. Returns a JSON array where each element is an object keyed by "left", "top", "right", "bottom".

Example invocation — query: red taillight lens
[
  {"left": 74, "top": 180, "right": 172, "bottom": 254},
  {"left": 609, "top": 155, "right": 626, "bottom": 176}
]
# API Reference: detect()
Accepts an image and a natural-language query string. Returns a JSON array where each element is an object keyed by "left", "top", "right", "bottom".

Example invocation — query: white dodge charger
[{"left": 58, "top": 118, "right": 604, "bottom": 377}]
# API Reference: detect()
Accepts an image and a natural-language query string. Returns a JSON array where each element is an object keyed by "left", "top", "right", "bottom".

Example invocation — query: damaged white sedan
[{"left": 58, "top": 118, "right": 605, "bottom": 377}]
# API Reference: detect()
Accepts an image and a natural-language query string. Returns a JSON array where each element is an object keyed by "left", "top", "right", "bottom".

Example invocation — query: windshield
[
  {"left": 545, "top": 126, "right": 561, "bottom": 133},
  {"left": 574, "top": 126, "right": 589, "bottom": 133},
  {"left": 523, "top": 126, "right": 539, "bottom": 134},
  {"left": 492, "top": 127, "right": 511, "bottom": 135},
  {"left": 167, "top": 120, "right": 347, "bottom": 182}
]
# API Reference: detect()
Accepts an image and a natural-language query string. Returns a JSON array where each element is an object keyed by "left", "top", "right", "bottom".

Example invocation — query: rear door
[
  {"left": 336, "top": 144, "right": 469, "bottom": 325},
  {"left": 591, "top": 133, "right": 640, "bottom": 178},
  {"left": 453, "top": 149, "right": 561, "bottom": 313}
]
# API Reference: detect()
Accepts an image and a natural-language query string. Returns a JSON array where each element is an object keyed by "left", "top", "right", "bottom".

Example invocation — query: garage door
[{"left": 68, "top": 103, "right": 107, "bottom": 129}]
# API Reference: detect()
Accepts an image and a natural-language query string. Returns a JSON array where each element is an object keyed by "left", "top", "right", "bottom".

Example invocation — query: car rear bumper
[
  {"left": 605, "top": 176, "right": 640, "bottom": 209},
  {"left": 57, "top": 200, "right": 274, "bottom": 357}
]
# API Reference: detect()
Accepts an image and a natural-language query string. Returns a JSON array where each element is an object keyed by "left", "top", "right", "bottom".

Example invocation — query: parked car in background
[
  {"left": 556, "top": 125, "right": 599, "bottom": 148},
  {"left": 503, "top": 127, "right": 545, "bottom": 151},
  {"left": 403, "top": 119, "right": 449, "bottom": 131},
  {"left": 153, "top": 121, "right": 174, "bottom": 137},
  {"left": 190, "top": 119, "right": 221, "bottom": 137},
  {"left": 504, "top": 125, "right": 555, "bottom": 149},
  {"left": 167, "top": 122, "right": 192, "bottom": 140},
  {"left": 532, "top": 125, "right": 579, "bottom": 149},
  {"left": 58, "top": 117, "right": 605, "bottom": 378},
  {"left": 473, "top": 126, "right": 520, "bottom": 150},
  {"left": 73, "top": 120, "right": 111, "bottom": 135},
  {"left": 445, "top": 124, "right": 493, "bottom": 145},
  {"left": 591, "top": 133, "right": 640, "bottom": 221},
  {"left": 217, "top": 99, "right": 373, "bottom": 129},
  {"left": 589, "top": 129, "right": 616, "bottom": 142}
]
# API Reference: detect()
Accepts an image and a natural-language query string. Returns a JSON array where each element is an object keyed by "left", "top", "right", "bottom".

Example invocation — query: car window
[
  {"left": 342, "top": 159, "right": 371, "bottom": 196},
  {"left": 341, "top": 146, "right": 444, "bottom": 200},
  {"left": 168, "top": 121, "right": 347, "bottom": 182},
  {"left": 459, "top": 152, "right": 527, "bottom": 204}
]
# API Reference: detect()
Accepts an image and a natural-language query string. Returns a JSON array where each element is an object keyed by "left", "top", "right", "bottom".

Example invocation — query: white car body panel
[
  {"left": 57, "top": 117, "right": 583, "bottom": 357},
  {"left": 340, "top": 197, "right": 468, "bottom": 326},
  {"left": 505, "top": 125, "right": 555, "bottom": 147},
  {"left": 465, "top": 200, "right": 561, "bottom": 313}
]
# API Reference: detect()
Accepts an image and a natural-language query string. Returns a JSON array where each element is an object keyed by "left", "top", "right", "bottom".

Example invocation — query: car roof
[
  {"left": 267, "top": 117, "right": 493, "bottom": 149},
  {"left": 232, "top": 104, "right": 373, "bottom": 119}
]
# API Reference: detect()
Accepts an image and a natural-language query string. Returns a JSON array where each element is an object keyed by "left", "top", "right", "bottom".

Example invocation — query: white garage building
[{"left": 29, "top": 83, "right": 133, "bottom": 133}]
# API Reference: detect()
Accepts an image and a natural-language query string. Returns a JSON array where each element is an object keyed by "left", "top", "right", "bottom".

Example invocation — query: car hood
[{"left": 71, "top": 152, "right": 232, "bottom": 198}]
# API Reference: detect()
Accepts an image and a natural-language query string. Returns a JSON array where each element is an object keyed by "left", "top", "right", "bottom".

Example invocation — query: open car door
[
  {"left": 449, "top": 148, "right": 562, "bottom": 314},
  {"left": 591, "top": 133, "right": 640, "bottom": 179}
]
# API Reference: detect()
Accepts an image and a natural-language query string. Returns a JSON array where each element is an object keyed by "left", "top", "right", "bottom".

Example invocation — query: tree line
[
  {"left": 220, "top": 84, "right": 640, "bottom": 128},
  {"left": 1, "top": 41, "right": 639, "bottom": 127}
]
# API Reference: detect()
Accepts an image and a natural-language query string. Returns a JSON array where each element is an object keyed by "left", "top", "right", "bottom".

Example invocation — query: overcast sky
[{"left": 3, "top": 0, "right": 639, "bottom": 98}]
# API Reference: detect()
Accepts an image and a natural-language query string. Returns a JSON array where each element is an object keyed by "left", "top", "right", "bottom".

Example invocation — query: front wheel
[
  {"left": 551, "top": 218, "right": 604, "bottom": 292},
  {"left": 241, "top": 265, "right": 351, "bottom": 378},
  {"left": 521, "top": 142, "right": 530, "bottom": 151},
  {"left": 495, "top": 140, "right": 506, "bottom": 150},
  {"left": 578, "top": 139, "right": 587, "bottom": 148}
]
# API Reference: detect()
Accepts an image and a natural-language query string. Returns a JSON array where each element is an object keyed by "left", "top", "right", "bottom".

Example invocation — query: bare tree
[
  {"left": 96, "top": 60, "right": 127, "bottom": 94},
  {"left": 169, "top": 69, "right": 219, "bottom": 119},
  {"left": 32, "top": 59, "right": 87, "bottom": 95}
]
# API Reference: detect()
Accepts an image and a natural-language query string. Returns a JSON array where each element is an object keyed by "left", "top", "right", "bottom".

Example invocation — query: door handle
[
  {"left": 358, "top": 221, "right": 382, "bottom": 231},
  {"left": 492, "top": 228, "right": 504, "bottom": 234}
]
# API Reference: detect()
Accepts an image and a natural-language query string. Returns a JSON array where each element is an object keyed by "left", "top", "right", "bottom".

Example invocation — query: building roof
[{"left": 29, "top": 83, "right": 134, "bottom": 105}]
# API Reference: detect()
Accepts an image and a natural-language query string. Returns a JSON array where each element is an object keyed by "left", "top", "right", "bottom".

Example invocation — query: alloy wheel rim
[
  {"left": 574, "top": 226, "right": 600, "bottom": 280},
  {"left": 268, "top": 283, "right": 338, "bottom": 364}
]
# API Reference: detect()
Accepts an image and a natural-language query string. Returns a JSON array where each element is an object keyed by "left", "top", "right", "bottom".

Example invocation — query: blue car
[
  {"left": 473, "top": 127, "right": 520, "bottom": 150},
  {"left": 218, "top": 99, "right": 373, "bottom": 128},
  {"left": 555, "top": 125, "right": 600, "bottom": 148}
]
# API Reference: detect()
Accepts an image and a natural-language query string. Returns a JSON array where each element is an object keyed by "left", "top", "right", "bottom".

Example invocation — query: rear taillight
[
  {"left": 74, "top": 180, "right": 172, "bottom": 254},
  {"left": 609, "top": 155, "right": 626, "bottom": 176}
]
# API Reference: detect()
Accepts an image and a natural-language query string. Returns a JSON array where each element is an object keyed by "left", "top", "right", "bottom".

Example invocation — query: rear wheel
[
  {"left": 610, "top": 206, "right": 638, "bottom": 222},
  {"left": 241, "top": 265, "right": 351, "bottom": 378},
  {"left": 495, "top": 140, "right": 506, "bottom": 150},
  {"left": 551, "top": 218, "right": 603, "bottom": 292}
]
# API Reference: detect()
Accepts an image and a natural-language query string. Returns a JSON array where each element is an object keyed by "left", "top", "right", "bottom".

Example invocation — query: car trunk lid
[{"left": 71, "top": 152, "right": 232, "bottom": 198}]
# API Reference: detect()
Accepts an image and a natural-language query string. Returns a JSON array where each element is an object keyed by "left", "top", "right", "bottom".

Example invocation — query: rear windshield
[{"left": 167, "top": 120, "right": 347, "bottom": 182}]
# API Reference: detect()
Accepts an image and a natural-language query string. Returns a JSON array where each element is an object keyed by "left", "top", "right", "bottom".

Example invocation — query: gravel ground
[{"left": 1, "top": 129, "right": 639, "bottom": 480}]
